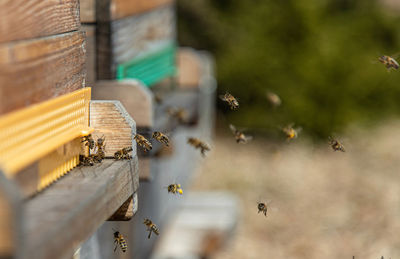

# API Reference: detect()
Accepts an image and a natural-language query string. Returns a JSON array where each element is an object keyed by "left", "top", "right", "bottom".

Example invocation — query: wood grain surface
[
  {"left": 80, "top": 0, "right": 96, "bottom": 23},
  {"left": 0, "top": 31, "right": 86, "bottom": 115},
  {"left": 0, "top": 0, "right": 80, "bottom": 43}
]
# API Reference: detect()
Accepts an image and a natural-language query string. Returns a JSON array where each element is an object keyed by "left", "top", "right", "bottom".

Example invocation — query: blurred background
[{"left": 173, "top": 0, "right": 400, "bottom": 258}]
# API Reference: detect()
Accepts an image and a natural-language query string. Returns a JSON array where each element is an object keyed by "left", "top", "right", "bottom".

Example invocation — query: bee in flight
[
  {"left": 187, "top": 137, "right": 210, "bottom": 157},
  {"left": 166, "top": 183, "right": 183, "bottom": 195},
  {"left": 265, "top": 91, "right": 281, "bottom": 108},
  {"left": 379, "top": 55, "right": 399, "bottom": 70},
  {"left": 167, "top": 107, "right": 188, "bottom": 124},
  {"left": 282, "top": 123, "right": 301, "bottom": 141},
  {"left": 79, "top": 154, "right": 95, "bottom": 166},
  {"left": 81, "top": 134, "right": 95, "bottom": 150},
  {"left": 257, "top": 201, "right": 271, "bottom": 217},
  {"left": 154, "top": 93, "right": 163, "bottom": 104},
  {"left": 152, "top": 131, "right": 170, "bottom": 147},
  {"left": 328, "top": 137, "right": 345, "bottom": 152},
  {"left": 113, "top": 230, "right": 127, "bottom": 253},
  {"left": 114, "top": 147, "right": 133, "bottom": 160},
  {"left": 219, "top": 92, "right": 239, "bottom": 110},
  {"left": 134, "top": 134, "right": 152, "bottom": 152},
  {"left": 143, "top": 218, "right": 159, "bottom": 239},
  {"left": 229, "top": 124, "right": 252, "bottom": 144}
]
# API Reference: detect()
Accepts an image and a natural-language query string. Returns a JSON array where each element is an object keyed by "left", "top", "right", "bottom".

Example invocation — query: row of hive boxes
[{"left": 80, "top": 0, "right": 177, "bottom": 87}]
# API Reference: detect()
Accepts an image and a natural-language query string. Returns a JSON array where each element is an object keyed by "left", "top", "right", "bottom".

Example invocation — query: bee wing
[
  {"left": 219, "top": 94, "right": 226, "bottom": 100},
  {"left": 245, "top": 135, "right": 253, "bottom": 142}
]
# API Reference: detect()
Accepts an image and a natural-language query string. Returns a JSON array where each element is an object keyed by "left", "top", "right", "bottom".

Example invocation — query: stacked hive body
[{"left": 0, "top": 1, "right": 140, "bottom": 258}]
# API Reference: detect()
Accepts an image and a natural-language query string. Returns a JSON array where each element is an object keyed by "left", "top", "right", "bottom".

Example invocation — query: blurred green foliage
[{"left": 177, "top": 0, "right": 400, "bottom": 139}]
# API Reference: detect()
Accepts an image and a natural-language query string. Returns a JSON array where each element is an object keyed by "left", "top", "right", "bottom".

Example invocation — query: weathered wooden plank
[
  {"left": 0, "top": 171, "right": 23, "bottom": 258},
  {"left": 97, "top": 5, "right": 175, "bottom": 79},
  {"left": 93, "top": 80, "right": 154, "bottom": 128},
  {"left": 0, "top": 0, "right": 80, "bottom": 43},
  {"left": 24, "top": 158, "right": 139, "bottom": 259},
  {"left": 0, "top": 31, "right": 86, "bottom": 115},
  {"left": 80, "top": 0, "right": 96, "bottom": 23},
  {"left": 90, "top": 101, "right": 136, "bottom": 157},
  {"left": 82, "top": 25, "right": 96, "bottom": 87},
  {"left": 97, "top": 0, "right": 174, "bottom": 21}
]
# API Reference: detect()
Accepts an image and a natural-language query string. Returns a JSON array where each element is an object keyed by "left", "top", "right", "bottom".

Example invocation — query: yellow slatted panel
[{"left": 0, "top": 88, "right": 93, "bottom": 192}]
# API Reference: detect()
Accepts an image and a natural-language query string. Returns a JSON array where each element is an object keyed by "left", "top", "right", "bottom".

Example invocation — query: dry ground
[{"left": 189, "top": 121, "right": 400, "bottom": 259}]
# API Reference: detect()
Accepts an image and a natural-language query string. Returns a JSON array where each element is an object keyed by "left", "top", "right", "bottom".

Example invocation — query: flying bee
[
  {"left": 81, "top": 134, "right": 95, "bottom": 150},
  {"left": 134, "top": 134, "right": 152, "bottom": 152},
  {"left": 257, "top": 201, "right": 271, "bottom": 217},
  {"left": 229, "top": 124, "right": 252, "bottom": 144},
  {"left": 166, "top": 183, "right": 183, "bottom": 195},
  {"left": 266, "top": 91, "right": 281, "bottom": 108},
  {"left": 167, "top": 107, "right": 188, "bottom": 124},
  {"left": 152, "top": 131, "right": 170, "bottom": 147},
  {"left": 187, "top": 137, "right": 210, "bottom": 157},
  {"left": 79, "top": 154, "right": 95, "bottom": 166},
  {"left": 282, "top": 123, "right": 301, "bottom": 141},
  {"left": 113, "top": 230, "right": 127, "bottom": 253},
  {"left": 219, "top": 93, "right": 239, "bottom": 110},
  {"left": 154, "top": 93, "right": 163, "bottom": 104},
  {"left": 114, "top": 147, "right": 133, "bottom": 160},
  {"left": 143, "top": 218, "right": 159, "bottom": 239},
  {"left": 328, "top": 137, "right": 345, "bottom": 152},
  {"left": 378, "top": 55, "right": 399, "bottom": 70}
]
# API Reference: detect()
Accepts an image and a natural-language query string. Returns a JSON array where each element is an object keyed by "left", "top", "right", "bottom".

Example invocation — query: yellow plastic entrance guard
[{"left": 0, "top": 88, "right": 93, "bottom": 192}]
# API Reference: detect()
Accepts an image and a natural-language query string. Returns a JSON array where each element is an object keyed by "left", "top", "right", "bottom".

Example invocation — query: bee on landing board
[
  {"left": 187, "top": 137, "right": 210, "bottom": 157},
  {"left": 134, "top": 134, "right": 152, "bottom": 152},
  {"left": 328, "top": 137, "right": 345, "bottom": 152},
  {"left": 93, "top": 136, "right": 106, "bottom": 162},
  {"left": 113, "top": 230, "right": 127, "bottom": 253},
  {"left": 81, "top": 134, "right": 95, "bottom": 150},
  {"left": 143, "top": 218, "right": 159, "bottom": 239},
  {"left": 282, "top": 124, "right": 301, "bottom": 141},
  {"left": 166, "top": 183, "right": 183, "bottom": 195},
  {"left": 219, "top": 93, "right": 239, "bottom": 110},
  {"left": 167, "top": 107, "right": 188, "bottom": 124},
  {"left": 152, "top": 131, "right": 170, "bottom": 147},
  {"left": 265, "top": 91, "right": 281, "bottom": 108},
  {"left": 378, "top": 55, "right": 399, "bottom": 70},
  {"left": 114, "top": 147, "right": 133, "bottom": 160},
  {"left": 229, "top": 124, "right": 252, "bottom": 144},
  {"left": 79, "top": 154, "right": 95, "bottom": 166}
]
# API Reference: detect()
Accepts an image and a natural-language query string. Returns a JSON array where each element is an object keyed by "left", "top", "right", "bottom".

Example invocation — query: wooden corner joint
[{"left": 107, "top": 192, "right": 138, "bottom": 221}]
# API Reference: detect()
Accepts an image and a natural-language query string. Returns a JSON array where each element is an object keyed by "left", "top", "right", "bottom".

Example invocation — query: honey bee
[
  {"left": 266, "top": 91, "right": 281, "bottom": 108},
  {"left": 92, "top": 136, "right": 106, "bottom": 162},
  {"left": 328, "top": 137, "right": 345, "bottom": 152},
  {"left": 229, "top": 124, "right": 252, "bottom": 144},
  {"left": 257, "top": 201, "right": 269, "bottom": 217},
  {"left": 143, "top": 218, "right": 159, "bottom": 239},
  {"left": 282, "top": 124, "right": 301, "bottom": 141},
  {"left": 187, "top": 137, "right": 210, "bottom": 157},
  {"left": 219, "top": 93, "right": 239, "bottom": 110},
  {"left": 81, "top": 134, "right": 95, "bottom": 150},
  {"left": 167, "top": 107, "right": 188, "bottom": 124},
  {"left": 166, "top": 183, "right": 183, "bottom": 195},
  {"left": 152, "top": 131, "right": 170, "bottom": 147},
  {"left": 79, "top": 154, "right": 95, "bottom": 166},
  {"left": 113, "top": 230, "right": 127, "bottom": 253},
  {"left": 154, "top": 93, "right": 163, "bottom": 104},
  {"left": 134, "top": 134, "right": 152, "bottom": 152},
  {"left": 114, "top": 147, "right": 133, "bottom": 160},
  {"left": 379, "top": 55, "right": 399, "bottom": 70}
]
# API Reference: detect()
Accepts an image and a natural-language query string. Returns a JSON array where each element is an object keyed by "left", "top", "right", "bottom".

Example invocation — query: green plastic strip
[{"left": 116, "top": 44, "right": 177, "bottom": 87}]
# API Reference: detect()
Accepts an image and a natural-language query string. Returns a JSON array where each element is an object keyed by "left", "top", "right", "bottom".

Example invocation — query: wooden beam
[
  {"left": 0, "top": 171, "right": 23, "bottom": 258},
  {"left": 82, "top": 25, "right": 96, "bottom": 88},
  {"left": 97, "top": 5, "right": 175, "bottom": 79},
  {"left": 0, "top": 31, "right": 86, "bottom": 115},
  {"left": 24, "top": 158, "right": 139, "bottom": 259},
  {"left": 0, "top": 0, "right": 80, "bottom": 43},
  {"left": 92, "top": 80, "right": 154, "bottom": 129},
  {"left": 80, "top": 0, "right": 96, "bottom": 23},
  {"left": 107, "top": 192, "right": 137, "bottom": 221},
  {"left": 97, "top": 0, "right": 174, "bottom": 21}
]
